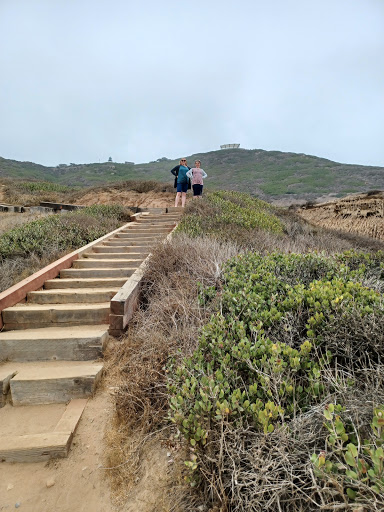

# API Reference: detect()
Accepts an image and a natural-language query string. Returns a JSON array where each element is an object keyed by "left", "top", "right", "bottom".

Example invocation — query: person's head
[
  {"left": 194, "top": 160, "right": 201, "bottom": 168},
  {"left": 180, "top": 158, "right": 187, "bottom": 166}
]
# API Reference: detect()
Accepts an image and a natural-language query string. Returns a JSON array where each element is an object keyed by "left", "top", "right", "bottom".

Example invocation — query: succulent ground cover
[
  {"left": 104, "top": 191, "right": 384, "bottom": 511},
  {"left": 167, "top": 250, "right": 384, "bottom": 509}
]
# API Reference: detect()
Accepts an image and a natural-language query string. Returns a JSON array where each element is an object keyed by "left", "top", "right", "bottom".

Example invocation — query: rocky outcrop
[{"left": 298, "top": 192, "right": 384, "bottom": 241}]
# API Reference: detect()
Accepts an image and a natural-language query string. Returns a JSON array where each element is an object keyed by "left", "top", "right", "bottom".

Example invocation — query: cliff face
[{"left": 298, "top": 192, "right": 384, "bottom": 241}]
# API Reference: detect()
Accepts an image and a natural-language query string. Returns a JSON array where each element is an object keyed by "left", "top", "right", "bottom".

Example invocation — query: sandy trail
[{"left": 0, "top": 389, "right": 115, "bottom": 512}]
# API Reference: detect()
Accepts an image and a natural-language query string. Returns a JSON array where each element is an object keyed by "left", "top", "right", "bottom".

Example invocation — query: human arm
[
  {"left": 186, "top": 169, "right": 193, "bottom": 179},
  {"left": 170, "top": 165, "right": 179, "bottom": 177},
  {"left": 201, "top": 170, "right": 207, "bottom": 179}
]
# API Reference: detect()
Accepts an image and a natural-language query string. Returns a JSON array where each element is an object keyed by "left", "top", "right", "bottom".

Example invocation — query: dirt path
[{"left": 0, "top": 388, "right": 115, "bottom": 512}]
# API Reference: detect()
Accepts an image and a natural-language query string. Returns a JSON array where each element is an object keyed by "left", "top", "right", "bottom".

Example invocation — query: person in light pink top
[{"left": 186, "top": 160, "right": 208, "bottom": 198}]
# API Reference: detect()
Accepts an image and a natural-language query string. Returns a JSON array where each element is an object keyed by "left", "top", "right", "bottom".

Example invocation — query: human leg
[
  {"left": 175, "top": 192, "right": 181, "bottom": 207},
  {"left": 181, "top": 192, "right": 187, "bottom": 207}
]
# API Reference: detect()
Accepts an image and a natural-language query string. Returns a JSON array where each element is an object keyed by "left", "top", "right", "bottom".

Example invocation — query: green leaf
[
  {"left": 346, "top": 488, "right": 357, "bottom": 500},
  {"left": 335, "top": 419, "right": 345, "bottom": 435},
  {"left": 347, "top": 443, "right": 358, "bottom": 458},
  {"left": 345, "top": 452, "right": 357, "bottom": 467}
]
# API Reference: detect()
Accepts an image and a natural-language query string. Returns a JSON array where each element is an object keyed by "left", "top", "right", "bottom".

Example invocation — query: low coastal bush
[
  {"left": 177, "top": 191, "right": 284, "bottom": 240},
  {"left": 12, "top": 181, "right": 73, "bottom": 193},
  {"left": 2, "top": 179, "right": 77, "bottom": 206},
  {"left": 0, "top": 204, "right": 129, "bottom": 291},
  {"left": 167, "top": 250, "right": 384, "bottom": 509},
  {"left": 106, "top": 190, "right": 384, "bottom": 511}
]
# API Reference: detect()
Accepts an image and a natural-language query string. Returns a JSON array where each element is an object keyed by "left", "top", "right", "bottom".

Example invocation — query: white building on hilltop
[{"left": 220, "top": 143, "right": 240, "bottom": 149}]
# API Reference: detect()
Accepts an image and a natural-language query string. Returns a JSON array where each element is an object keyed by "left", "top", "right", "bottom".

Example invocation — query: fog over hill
[{"left": 1, "top": 148, "right": 383, "bottom": 202}]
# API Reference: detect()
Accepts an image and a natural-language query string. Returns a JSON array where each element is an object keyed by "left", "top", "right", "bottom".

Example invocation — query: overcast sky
[{"left": 0, "top": 0, "right": 383, "bottom": 167}]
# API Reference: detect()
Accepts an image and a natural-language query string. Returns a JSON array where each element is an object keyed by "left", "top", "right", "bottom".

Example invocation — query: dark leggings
[{"left": 192, "top": 184, "right": 203, "bottom": 196}]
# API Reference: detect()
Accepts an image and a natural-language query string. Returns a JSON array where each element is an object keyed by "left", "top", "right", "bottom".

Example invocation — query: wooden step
[
  {"left": 73, "top": 259, "right": 141, "bottom": 269},
  {"left": 119, "top": 227, "right": 168, "bottom": 232},
  {"left": 28, "top": 287, "right": 119, "bottom": 304},
  {"left": 129, "top": 223, "right": 175, "bottom": 229},
  {"left": 0, "top": 325, "right": 108, "bottom": 361},
  {"left": 136, "top": 219, "right": 177, "bottom": 224},
  {"left": 82, "top": 252, "right": 145, "bottom": 260},
  {"left": 0, "top": 432, "right": 72, "bottom": 462},
  {"left": 139, "top": 217, "right": 179, "bottom": 222},
  {"left": 5, "top": 361, "right": 103, "bottom": 405},
  {"left": 44, "top": 277, "right": 128, "bottom": 289},
  {"left": 102, "top": 240, "right": 155, "bottom": 247},
  {"left": 2, "top": 303, "right": 110, "bottom": 330},
  {"left": 60, "top": 267, "right": 137, "bottom": 278},
  {"left": 0, "top": 399, "right": 87, "bottom": 462},
  {"left": 92, "top": 246, "right": 149, "bottom": 254},
  {"left": 116, "top": 233, "right": 164, "bottom": 240}
]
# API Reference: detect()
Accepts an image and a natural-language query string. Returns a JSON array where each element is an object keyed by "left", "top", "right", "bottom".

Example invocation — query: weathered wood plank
[
  {"left": 0, "top": 432, "right": 72, "bottom": 462},
  {"left": 54, "top": 399, "right": 88, "bottom": 433}
]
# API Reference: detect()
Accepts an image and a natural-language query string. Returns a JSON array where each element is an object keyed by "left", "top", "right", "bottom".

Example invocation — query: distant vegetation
[
  {"left": 0, "top": 204, "right": 130, "bottom": 292},
  {"left": 1, "top": 148, "right": 383, "bottom": 201},
  {"left": 0, "top": 178, "right": 79, "bottom": 206},
  {"left": 0, "top": 178, "right": 173, "bottom": 207}
]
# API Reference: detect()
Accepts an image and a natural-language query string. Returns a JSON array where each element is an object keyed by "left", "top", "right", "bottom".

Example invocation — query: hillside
[
  {"left": 1, "top": 149, "right": 383, "bottom": 201},
  {"left": 297, "top": 190, "right": 384, "bottom": 242}
]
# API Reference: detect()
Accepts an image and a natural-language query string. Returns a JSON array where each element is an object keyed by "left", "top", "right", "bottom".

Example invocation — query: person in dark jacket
[{"left": 170, "top": 158, "right": 191, "bottom": 207}]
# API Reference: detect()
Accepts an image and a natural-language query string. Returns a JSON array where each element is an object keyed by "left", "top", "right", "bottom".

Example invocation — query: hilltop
[{"left": 1, "top": 148, "right": 383, "bottom": 202}]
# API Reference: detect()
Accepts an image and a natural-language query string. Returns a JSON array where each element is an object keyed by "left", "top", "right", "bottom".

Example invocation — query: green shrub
[
  {"left": 167, "top": 251, "right": 384, "bottom": 470},
  {"left": 177, "top": 191, "right": 284, "bottom": 239},
  {"left": 0, "top": 204, "right": 127, "bottom": 261},
  {"left": 80, "top": 204, "right": 130, "bottom": 220},
  {"left": 312, "top": 404, "right": 384, "bottom": 505},
  {"left": 14, "top": 181, "right": 74, "bottom": 193}
]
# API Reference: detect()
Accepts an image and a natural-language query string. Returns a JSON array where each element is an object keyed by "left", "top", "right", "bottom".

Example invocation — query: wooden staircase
[{"left": 0, "top": 211, "right": 181, "bottom": 462}]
